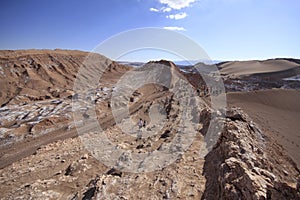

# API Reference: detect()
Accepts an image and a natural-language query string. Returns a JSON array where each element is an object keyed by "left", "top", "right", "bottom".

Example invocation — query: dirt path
[
  {"left": 0, "top": 90, "right": 171, "bottom": 169},
  {"left": 0, "top": 127, "right": 77, "bottom": 169}
]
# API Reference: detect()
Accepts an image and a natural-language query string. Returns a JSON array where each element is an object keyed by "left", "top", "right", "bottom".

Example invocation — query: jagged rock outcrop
[{"left": 202, "top": 108, "right": 300, "bottom": 200}]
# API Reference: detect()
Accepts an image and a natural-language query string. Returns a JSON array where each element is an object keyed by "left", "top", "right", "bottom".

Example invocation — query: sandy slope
[
  {"left": 219, "top": 59, "right": 299, "bottom": 77},
  {"left": 227, "top": 89, "right": 300, "bottom": 167}
]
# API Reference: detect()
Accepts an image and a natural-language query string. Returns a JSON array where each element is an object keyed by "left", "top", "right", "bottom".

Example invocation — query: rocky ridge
[
  {"left": 202, "top": 108, "right": 299, "bottom": 199},
  {"left": 0, "top": 50, "right": 299, "bottom": 199}
]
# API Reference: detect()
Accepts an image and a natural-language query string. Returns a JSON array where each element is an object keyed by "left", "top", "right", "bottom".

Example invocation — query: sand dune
[{"left": 219, "top": 59, "right": 300, "bottom": 77}]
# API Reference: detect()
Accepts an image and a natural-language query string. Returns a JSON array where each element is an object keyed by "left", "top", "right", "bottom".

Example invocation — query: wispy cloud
[
  {"left": 163, "top": 26, "right": 186, "bottom": 31},
  {"left": 166, "top": 12, "right": 187, "bottom": 20},
  {"left": 159, "top": 0, "right": 196, "bottom": 10},
  {"left": 150, "top": 7, "right": 172, "bottom": 13},
  {"left": 149, "top": 0, "right": 197, "bottom": 32},
  {"left": 162, "top": 7, "right": 172, "bottom": 12},
  {"left": 149, "top": 0, "right": 196, "bottom": 13},
  {"left": 149, "top": 7, "right": 160, "bottom": 12}
]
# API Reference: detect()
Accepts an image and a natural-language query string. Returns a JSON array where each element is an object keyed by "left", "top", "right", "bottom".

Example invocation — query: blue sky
[{"left": 0, "top": 0, "right": 299, "bottom": 61}]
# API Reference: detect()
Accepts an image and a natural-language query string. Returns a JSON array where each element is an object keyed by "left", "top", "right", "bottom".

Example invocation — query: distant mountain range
[
  {"left": 117, "top": 60, "right": 222, "bottom": 67},
  {"left": 173, "top": 60, "right": 223, "bottom": 66}
]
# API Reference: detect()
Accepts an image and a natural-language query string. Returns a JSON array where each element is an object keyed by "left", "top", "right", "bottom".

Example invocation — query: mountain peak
[{"left": 148, "top": 59, "right": 176, "bottom": 68}]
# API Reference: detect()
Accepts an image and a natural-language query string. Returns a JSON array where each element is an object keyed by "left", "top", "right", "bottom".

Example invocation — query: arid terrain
[{"left": 0, "top": 49, "right": 299, "bottom": 199}]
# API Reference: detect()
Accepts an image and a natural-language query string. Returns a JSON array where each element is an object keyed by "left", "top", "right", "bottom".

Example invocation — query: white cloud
[
  {"left": 159, "top": 0, "right": 196, "bottom": 10},
  {"left": 150, "top": 7, "right": 171, "bottom": 13},
  {"left": 163, "top": 26, "right": 186, "bottom": 31},
  {"left": 149, "top": 7, "right": 160, "bottom": 12},
  {"left": 162, "top": 7, "right": 172, "bottom": 12},
  {"left": 166, "top": 12, "right": 187, "bottom": 20}
]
